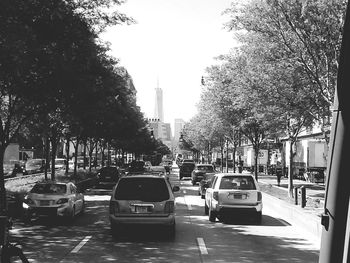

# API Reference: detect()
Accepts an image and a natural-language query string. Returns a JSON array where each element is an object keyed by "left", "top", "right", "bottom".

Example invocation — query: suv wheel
[
  {"left": 167, "top": 224, "right": 176, "bottom": 239},
  {"left": 111, "top": 223, "right": 119, "bottom": 237},
  {"left": 209, "top": 204, "right": 216, "bottom": 222},
  {"left": 255, "top": 211, "right": 262, "bottom": 224}
]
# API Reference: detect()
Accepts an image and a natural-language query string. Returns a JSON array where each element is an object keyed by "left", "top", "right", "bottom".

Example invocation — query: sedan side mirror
[{"left": 172, "top": 186, "right": 180, "bottom": 192}]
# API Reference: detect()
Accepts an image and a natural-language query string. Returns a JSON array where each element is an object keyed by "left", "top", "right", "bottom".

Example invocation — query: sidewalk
[
  {"left": 258, "top": 174, "right": 325, "bottom": 204},
  {"left": 257, "top": 173, "right": 325, "bottom": 240}
]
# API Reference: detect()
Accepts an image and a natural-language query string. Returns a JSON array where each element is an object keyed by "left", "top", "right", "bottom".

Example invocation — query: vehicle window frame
[{"left": 211, "top": 176, "right": 218, "bottom": 189}]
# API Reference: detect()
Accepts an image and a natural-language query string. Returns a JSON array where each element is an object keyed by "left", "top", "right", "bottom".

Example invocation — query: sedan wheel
[
  {"left": 80, "top": 201, "right": 85, "bottom": 215},
  {"left": 70, "top": 206, "right": 76, "bottom": 220}
]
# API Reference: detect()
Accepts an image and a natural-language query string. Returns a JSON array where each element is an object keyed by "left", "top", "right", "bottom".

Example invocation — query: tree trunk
[
  {"left": 73, "top": 139, "right": 79, "bottom": 176},
  {"left": 50, "top": 134, "right": 58, "bottom": 181},
  {"left": 83, "top": 141, "right": 87, "bottom": 170},
  {"left": 254, "top": 147, "right": 259, "bottom": 181},
  {"left": 233, "top": 147, "right": 237, "bottom": 173},
  {"left": 65, "top": 136, "right": 70, "bottom": 174},
  {"left": 44, "top": 135, "right": 50, "bottom": 181},
  {"left": 225, "top": 140, "right": 229, "bottom": 173},
  {"left": 101, "top": 142, "right": 106, "bottom": 167},
  {"left": 220, "top": 142, "right": 224, "bottom": 172},
  {"left": 0, "top": 145, "right": 7, "bottom": 215},
  {"left": 288, "top": 141, "right": 294, "bottom": 197},
  {"left": 107, "top": 142, "right": 110, "bottom": 167},
  {"left": 94, "top": 142, "right": 98, "bottom": 169},
  {"left": 88, "top": 139, "right": 94, "bottom": 172}
]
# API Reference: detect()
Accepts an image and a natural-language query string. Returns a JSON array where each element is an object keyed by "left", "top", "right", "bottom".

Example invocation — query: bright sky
[{"left": 100, "top": 0, "right": 236, "bottom": 129}]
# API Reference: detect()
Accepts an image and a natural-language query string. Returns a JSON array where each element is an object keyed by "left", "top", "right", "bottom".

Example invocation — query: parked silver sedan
[{"left": 22, "top": 181, "right": 85, "bottom": 221}]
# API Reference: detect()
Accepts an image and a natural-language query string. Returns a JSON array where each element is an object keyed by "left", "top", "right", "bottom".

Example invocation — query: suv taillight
[
  {"left": 213, "top": 191, "right": 219, "bottom": 201},
  {"left": 164, "top": 201, "right": 175, "bottom": 213},
  {"left": 109, "top": 201, "right": 119, "bottom": 215},
  {"left": 257, "top": 192, "right": 262, "bottom": 202}
]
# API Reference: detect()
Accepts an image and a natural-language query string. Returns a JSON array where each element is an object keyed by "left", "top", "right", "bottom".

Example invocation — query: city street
[{"left": 9, "top": 169, "right": 320, "bottom": 263}]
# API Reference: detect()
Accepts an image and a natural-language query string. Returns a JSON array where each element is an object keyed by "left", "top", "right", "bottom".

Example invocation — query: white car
[
  {"left": 22, "top": 181, "right": 85, "bottom": 221},
  {"left": 205, "top": 173, "right": 263, "bottom": 223},
  {"left": 55, "top": 158, "right": 67, "bottom": 170}
]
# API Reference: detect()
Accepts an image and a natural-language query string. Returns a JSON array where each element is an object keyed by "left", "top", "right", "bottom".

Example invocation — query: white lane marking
[
  {"left": 197, "top": 237, "right": 208, "bottom": 255},
  {"left": 71, "top": 236, "right": 92, "bottom": 253}
]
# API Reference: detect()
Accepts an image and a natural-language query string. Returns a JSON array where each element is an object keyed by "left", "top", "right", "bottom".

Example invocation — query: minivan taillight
[
  {"left": 109, "top": 201, "right": 119, "bottom": 215},
  {"left": 213, "top": 191, "right": 219, "bottom": 201},
  {"left": 164, "top": 201, "right": 174, "bottom": 213},
  {"left": 257, "top": 192, "right": 262, "bottom": 202}
]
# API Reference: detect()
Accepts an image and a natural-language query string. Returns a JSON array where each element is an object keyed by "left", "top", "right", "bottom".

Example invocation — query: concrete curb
[{"left": 262, "top": 192, "right": 322, "bottom": 241}]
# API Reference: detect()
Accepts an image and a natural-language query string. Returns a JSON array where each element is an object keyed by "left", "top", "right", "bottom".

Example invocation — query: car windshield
[
  {"left": 197, "top": 165, "right": 213, "bottom": 172},
  {"left": 181, "top": 163, "right": 195, "bottom": 169},
  {"left": 203, "top": 173, "right": 215, "bottom": 181},
  {"left": 219, "top": 176, "right": 256, "bottom": 190},
  {"left": 31, "top": 183, "right": 67, "bottom": 194},
  {"left": 115, "top": 178, "right": 170, "bottom": 202},
  {"left": 100, "top": 167, "right": 119, "bottom": 176},
  {"left": 26, "top": 159, "right": 43, "bottom": 166},
  {"left": 55, "top": 159, "right": 66, "bottom": 165}
]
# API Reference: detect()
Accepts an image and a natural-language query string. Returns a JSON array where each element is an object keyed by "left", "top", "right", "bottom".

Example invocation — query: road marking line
[
  {"left": 71, "top": 236, "right": 92, "bottom": 253},
  {"left": 197, "top": 237, "right": 208, "bottom": 255}
]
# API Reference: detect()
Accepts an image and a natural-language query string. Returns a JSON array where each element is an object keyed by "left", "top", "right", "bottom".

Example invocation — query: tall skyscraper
[{"left": 154, "top": 80, "right": 164, "bottom": 122}]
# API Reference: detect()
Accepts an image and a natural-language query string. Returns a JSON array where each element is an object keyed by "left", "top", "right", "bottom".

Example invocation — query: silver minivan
[{"left": 109, "top": 174, "right": 180, "bottom": 238}]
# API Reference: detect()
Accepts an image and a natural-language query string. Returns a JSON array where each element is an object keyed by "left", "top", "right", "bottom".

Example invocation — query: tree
[{"left": 0, "top": 0, "right": 135, "bottom": 214}]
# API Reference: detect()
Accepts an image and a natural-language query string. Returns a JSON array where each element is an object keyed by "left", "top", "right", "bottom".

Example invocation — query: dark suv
[
  {"left": 97, "top": 166, "right": 121, "bottom": 189},
  {"left": 179, "top": 162, "right": 195, "bottom": 180}
]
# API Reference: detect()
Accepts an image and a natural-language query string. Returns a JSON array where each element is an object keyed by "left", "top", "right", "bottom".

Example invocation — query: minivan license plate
[
  {"left": 232, "top": 194, "right": 247, "bottom": 199},
  {"left": 135, "top": 206, "right": 148, "bottom": 213}
]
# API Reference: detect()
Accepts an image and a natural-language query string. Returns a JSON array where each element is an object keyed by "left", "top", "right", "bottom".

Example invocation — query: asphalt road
[{"left": 9, "top": 169, "right": 320, "bottom": 263}]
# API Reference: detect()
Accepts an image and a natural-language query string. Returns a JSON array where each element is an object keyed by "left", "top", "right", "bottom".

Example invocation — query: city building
[
  {"left": 174, "top": 118, "right": 185, "bottom": 142},
  {"left": 146, "top": 83, "right": 172, "bottom": 152},
  {"left": 154, "top": 82, "right": 164, "bottom": 122}
]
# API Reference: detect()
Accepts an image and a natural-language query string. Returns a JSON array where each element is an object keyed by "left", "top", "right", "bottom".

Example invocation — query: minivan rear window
[
  {"left": 115, "top": 177, "right": 170, "bottom": 202},
  {"left": 219, "top": 176, "right": 256, "bottom": 190}
]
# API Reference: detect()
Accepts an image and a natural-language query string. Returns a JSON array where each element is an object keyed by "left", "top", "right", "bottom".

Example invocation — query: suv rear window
[
  {"left": 115, "top": 178, "right": 170, "bottom": 202},
  {"left": 197, "top": 165, "right": 214, "bottom": 172},
  {"left": 180, "top": 163, "right": 195, "bottom": 169},
  {"left": 219, "top": 176, "right": 256, "bottom": 190}
]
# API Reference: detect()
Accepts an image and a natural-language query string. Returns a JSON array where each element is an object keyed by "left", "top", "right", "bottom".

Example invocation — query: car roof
[
  {"left": 100, "top": 166, "right": 118, "bottom": 169},
  {"left": 215, "top": 173, "right": 255, "bottom": 178},
  {"left": 121, "top": 174, "right": 167, "bottom": 179},
  {"left": 35, "top": 181, "right": 70, "bottom": 185}
]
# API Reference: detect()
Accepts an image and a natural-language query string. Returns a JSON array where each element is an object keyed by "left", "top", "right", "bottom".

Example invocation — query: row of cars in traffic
[
  {"left": 4, "top": 158, "right": 83, "bottom": 179},
  {"left": 18, "top": 159, "right": 263, "bottom": 240},
  {"left": 18, "top": 160, "right": 181, "bottom": 238}
]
